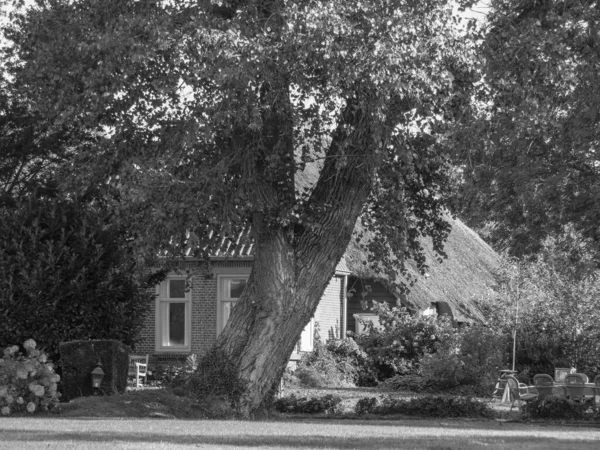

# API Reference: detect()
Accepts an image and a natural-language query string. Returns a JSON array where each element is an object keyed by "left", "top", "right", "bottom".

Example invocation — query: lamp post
[{"left": 91, "top": 360, "right": 105, "bottom": 394}]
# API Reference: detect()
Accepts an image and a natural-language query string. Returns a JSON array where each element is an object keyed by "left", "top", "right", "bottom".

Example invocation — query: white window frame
[
  {"left": 354, "top": 313, "right": 381, "bottom": 334},
  {"left": 155, "top": 275, "right": 192, "bottom": 352},
  {"left": 214, "top": 267, "right": 251, "bottom": 336}
]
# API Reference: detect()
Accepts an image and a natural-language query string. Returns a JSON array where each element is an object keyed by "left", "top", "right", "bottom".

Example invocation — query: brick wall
[
  {"left": 136, "top": 260, "right": 346, "bottom": 366},
  {"left": 136, "top": 260, "right": 253, "bottom": 366}
]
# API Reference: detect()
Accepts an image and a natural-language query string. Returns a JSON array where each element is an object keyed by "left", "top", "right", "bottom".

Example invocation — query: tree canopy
[
  {"left": 451, "top": 0, "right": 600, "bottom": 261},
  {"left": 4, "top": 0, "right": 477, "bottom": 269}
]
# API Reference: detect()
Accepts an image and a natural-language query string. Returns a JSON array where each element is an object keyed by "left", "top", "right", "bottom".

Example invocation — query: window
[
  {"left": 217, "top": 276, "right": 248, "bottom": 334},
  {"left": 354, "top": 313, "right": 381, "bottom": 334},
  {"left": 156, "top": 277, "right": 191, "bottom": 352}
]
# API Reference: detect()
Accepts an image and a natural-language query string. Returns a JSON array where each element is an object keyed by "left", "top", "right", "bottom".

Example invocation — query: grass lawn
[
  {"left": 2, "top": 387, "right": 600, "bottom": 449},
  {"left": 2, "top": 417, "right": 600, "bottom": 449}
]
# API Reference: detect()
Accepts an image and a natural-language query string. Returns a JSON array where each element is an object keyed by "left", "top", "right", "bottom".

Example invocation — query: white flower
[
  {"left": 0, "top": 387, "right": 7, "bottom": 398},
  {"left": 9, "top": 346, "right": 19, "bottom": 355},
  {"left": 16, "top": 368, "right": 28, "bottom": 380},
  {"left": 28, "top": 383, "right": 37, "bottom": 392},
  {"left": 38, "top": 354, "right": 47, "bottom": 363},
  {"left": 5, "top": 395, "right": 14, "bottom": 405},
  {"left": 23, "top": 339, "right": 36, "bottom": 351},
  {"left": 16, "top": 397, "right": 24, "bottom": 405},
  {"left": 33, "top": 385, "right": 45, "bottom": 397},
  {"left": 1, "top": 406, "right": 10, "bottom": 416},
  {"left": 26, "top": 402, "right": 36, "bottom": 413}
]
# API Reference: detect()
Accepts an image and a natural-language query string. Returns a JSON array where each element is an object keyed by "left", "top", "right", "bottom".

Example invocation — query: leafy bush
[
  {"left": 379, "top": 374, "right": 429, "bottom": 392},
  {"left": 59, "top": 339, "right": 129, "bottom": 400},
  {"left": 521, "top": 395, "right": 594, "bottom": 421},
  {"left": 294, "top": 338, "right": 376, "bottom": 388},
  {"left": 273, "top": 394, "right": 342, "bottom": 414},
  {"left": 374, "top": 395, "right": 496, "bottom": 418},
  {"left": 354, "top": 397, "right": 378, "bottom": 415},
  {"left": 420, "top": 323, "right": 506, "bottom": 392},
  {"left": 187, "top": 350, "right": 244, "bottom": 406},
  {"left": 151, "top": 354, "right": 199, "bottom": 389},
  {"left": 0, "top": 197, "right": 158, "bottom": 360},
  {"left": 354, "top": 302, "right": 453, "bottom": 380},
  {"left": 0, "top": 340, "right": 61, "bottom": 415}
]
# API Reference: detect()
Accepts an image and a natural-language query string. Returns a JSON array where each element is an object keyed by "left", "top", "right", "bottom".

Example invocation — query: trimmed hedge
[{"left": 59, "top": 340, "right": 130, "bottom": 400}]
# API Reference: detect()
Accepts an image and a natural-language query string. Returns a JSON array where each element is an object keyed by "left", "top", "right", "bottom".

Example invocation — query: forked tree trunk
[{"left": 211, "top": 156, "right": 374, "bottom": 417}]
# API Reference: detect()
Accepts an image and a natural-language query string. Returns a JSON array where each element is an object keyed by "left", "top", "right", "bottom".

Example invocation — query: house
[
  {"left": 135, "top": 216, "right": 500, "bottom": 366},
  {"left": 345, "top": 217, "right": 500, "bottom": 332}
]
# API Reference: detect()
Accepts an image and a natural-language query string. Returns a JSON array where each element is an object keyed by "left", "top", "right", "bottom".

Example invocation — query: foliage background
[{"left": 0, "top": 196, "right": 158, "bottom": 360}]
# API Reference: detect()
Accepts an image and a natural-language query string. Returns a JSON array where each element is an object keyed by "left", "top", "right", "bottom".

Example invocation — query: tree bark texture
[{"left": 211, "top": 105, "right": 381, "bottom": 417}]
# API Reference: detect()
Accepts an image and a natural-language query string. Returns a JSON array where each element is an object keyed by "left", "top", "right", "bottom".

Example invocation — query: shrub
[
  {"left": 59, "top": 340, "right": 130, "bottom": 400},
  {"left": 379, "top": 374, "right": 429, "bottom": 392},
  {"left": 187, "top": 349, "right": 244, "bottom": 407},
  {"left": 150, "top": 354, "right": 199, "bottom": 389},
  {"left": 273, "top": 394, "right": 342, "bottom": 414},
  {"left": 354, "top": 303, "right": 453, "bottom": 381},
  {"left": 0, "top": 340, "right": 61, "bottom": 415},
  {"left": 354, "top": 397, "right": 378, "bottom": 415},
  {"left": 521, "top": 395, "right": 594, "bottom": 421},
  {"left": 294, "top": 338, "right": 375, "bottom": 388},
  {"left": 420, "top": 323, "right": 505, "bottom": 392},
  {"left": 374, "top": 395, "right": 496, "bottom": 418},
  {"left": 0, "top": 197, "right": 158, "bottom": 360}
]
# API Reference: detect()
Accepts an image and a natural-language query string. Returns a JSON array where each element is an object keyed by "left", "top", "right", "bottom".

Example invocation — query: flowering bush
[{"left": 0, "top": 339, "right": 61, "bottom": 415}]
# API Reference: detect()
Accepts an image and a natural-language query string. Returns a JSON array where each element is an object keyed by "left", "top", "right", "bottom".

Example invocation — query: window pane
[
  {"left": 168, "top": 303, "right": 186, "bottom": 346},
  {"left": 229, "top": 279, "right": 247, "bottom": 298},
  {"left": 169, "top": 279, "right": 186, "bottom": 298}
]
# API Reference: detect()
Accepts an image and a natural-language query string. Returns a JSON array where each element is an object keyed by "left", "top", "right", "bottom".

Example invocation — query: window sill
[{"left": 155, "top": 347, "right": 191, "bottom": 353}]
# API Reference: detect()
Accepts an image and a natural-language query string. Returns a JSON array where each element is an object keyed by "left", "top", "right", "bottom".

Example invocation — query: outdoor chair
[
  {"left": 593, "top": 375, "right": 600, "bottom": 407},
  {"left": 564, "top": 373, "right": 589, "bottom": 402},
  {"left": 576, "top": 373, "right": 589, "bottom": 383},
  {"left": 506, "top": 375, "right": 538, "bottom": 414},
  {"left": 533, "top": 374, "right": 559, "bottom": 398},
  {"left": 128, "top": 354, "right": 149, "bottom": 387},
  {"left": 565, "top": 373, "right": 588, "bottom": 385}
]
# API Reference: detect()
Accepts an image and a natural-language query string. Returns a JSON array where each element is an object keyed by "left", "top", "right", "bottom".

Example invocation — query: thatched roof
[
  {"left": 295, "top": 158, "right": 499, "bottom": 322},
  {"left": 343, "top": 217, "right": 500, "bottom": 322}
]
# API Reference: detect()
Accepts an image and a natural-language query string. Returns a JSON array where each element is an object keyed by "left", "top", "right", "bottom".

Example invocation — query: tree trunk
[{"left": 209, "top": 143, "right": 376, "bottom": 417}]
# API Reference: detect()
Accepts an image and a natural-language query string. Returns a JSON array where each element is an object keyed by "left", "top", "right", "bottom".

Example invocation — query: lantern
[{"left": 91, "top": 360, "right": 105, "bottom": 391}]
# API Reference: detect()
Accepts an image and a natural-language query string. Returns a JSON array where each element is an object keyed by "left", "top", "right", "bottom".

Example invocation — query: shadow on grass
[{"left": 2, "top": 426, "right": 600, "bottom": 449}]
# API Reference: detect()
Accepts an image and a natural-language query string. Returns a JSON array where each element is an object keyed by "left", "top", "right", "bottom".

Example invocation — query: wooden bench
[{"left": 128, "top": 354, "right": 149, "bottom": 387}]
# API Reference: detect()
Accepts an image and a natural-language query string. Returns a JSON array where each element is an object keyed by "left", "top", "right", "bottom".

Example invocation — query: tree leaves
[{"left": 451, "top": 0, "right": 600, "bottom": 260}]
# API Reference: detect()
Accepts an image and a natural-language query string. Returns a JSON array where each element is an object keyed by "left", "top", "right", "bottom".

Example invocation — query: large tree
[
  {"left": 4, "top": 0, "right": 475, "bottom": 415},
  {"left": 451, "top": 0, "right": 600, "bottom": 260}
]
